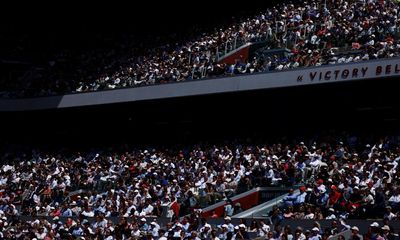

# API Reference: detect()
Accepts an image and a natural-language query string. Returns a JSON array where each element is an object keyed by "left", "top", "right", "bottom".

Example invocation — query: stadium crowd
[
  {"left": 2, "top": 0, "right": 400, "bottom": 97},
  {"left": 0, "top": 135, "right": 400, "bottom": 238}
]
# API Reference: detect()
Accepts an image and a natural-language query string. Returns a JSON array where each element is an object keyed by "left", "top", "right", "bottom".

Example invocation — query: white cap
[
  {"left": 224, "top": 216, "right": 231, "bottom": 221},
  {"left": 140, "top": 218, "right": 146, "bottom": 222},
  {"left": 222, "top": 224, "right": 228, "bottom": 228},
  {"left": 312, "top": 227, "right": 319, "bottom": 232},
  {"left": 382, "top": 225, "right": 390, "bottom": 231},
  {"left": 370, "top": 222, "right": 379, "bottom": 227},
  {"left": 239, "top": 224, "right": 246, "bottom": 228},
  {"left": 351, "top": 226, "right": 359, "bottom": 231}
]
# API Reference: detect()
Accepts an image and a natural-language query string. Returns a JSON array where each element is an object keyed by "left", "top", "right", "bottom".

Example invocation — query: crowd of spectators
[
  {"left": 2, "top": 0, "right": 400, "bottom": 98},
  {"left": 0, "top": 134, "right": 400, "bottom": 238},
  {"left": 275, "top": 142, "right": 400, "bottom": 220}
]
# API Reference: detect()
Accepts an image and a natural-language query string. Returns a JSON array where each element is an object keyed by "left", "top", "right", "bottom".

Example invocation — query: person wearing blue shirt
[
  {"left": 294, "top": 187, "right": 307, "bottom": 205},
  {"left": 224, "top": 200, "right": 234, "bottom": 217},
  {"left": 283, "top": 187, "right": 307, "bottom": 207},
  {"left": 283, "top": 189, "right": 297, "bottom": 207}
]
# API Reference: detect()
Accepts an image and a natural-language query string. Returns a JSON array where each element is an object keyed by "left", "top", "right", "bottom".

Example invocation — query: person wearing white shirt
[
  {"left": 304, "top": 207, "right": 315, "bottom": 219},
  {"left": 218, "top": 224, "right": 229, "bottom": 240},
  {"left": 141, "top": 200, "right": 154, "bottom": 216},
  {"left": 158, "top": 229, "right": 168, "bottom": 240},
  {"left": 70, "top": 202, "right": 81, "bottom": 216},
  {"left": 326, "top": 208, "right": 337, "bottom": 220},
  {"left": 187, "top": 231, "right": 201, "bottom": 240},
  {"left": 388, "top": 189, "right": 400, "bottom": 209},
  {"left": 223, "top": 217, "right": 235, "bottom": 233},
  {"left": 93, "top": 215, "right": 107, "bottom": 230},
  {"left": 81, "top": 206, "right": 94, "bottom": 217},
  {"left": 150, "top": 222, "right": 160, "bottom": 237},
  {"left": 383, "top": 206, "right": 396, "bottom": 220},
  {"left": 131, "top": 224, "right": 141, "bottom": 238},
  {"left": 181, "top": 220, "right": 190, "bottom": 232},
  {"left": 104, "top": 236, "right": 113, "bottom": 240},
  {"left": 132, "top": 190, "right": 142, "bottom": 205},
  {"left": 199, "top": 224, "right": 212, "bottom": 239},
  {"left": 258, "top": 220, "right": 270, "bottom": 237},
  {"left": 266, "top": 167, "right": 275, "bottom": 181},
  {"left": 295, "top": 231, "right": 306, "bottom": 240},
  {"left": 35, "top": 227, "right": 47, "bottom": 240},
  {"left": 308, "top": 228, "right": 321, "bottom": 240},
  {"left": 224, "top": 201, "right": 234, "bottom": 217},
  {"left": 309, "top": 157, "right": 321, "bottom": 169}
]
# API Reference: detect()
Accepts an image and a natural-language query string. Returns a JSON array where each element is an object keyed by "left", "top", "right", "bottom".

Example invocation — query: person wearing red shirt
[
  {"left": 170, "top": 196, "right": 180, "bottom": 220},
  {"left": 328, "top": 185, "right": 342, "bottom": 208}
]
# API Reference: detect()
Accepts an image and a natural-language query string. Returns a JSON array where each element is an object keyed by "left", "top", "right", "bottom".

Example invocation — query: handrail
[
  {"left": 217, "top": 42, "right": 253, "bottom": 63},
  {"left": 233, "top": 189, "right": 298, "bottom": 218},
  {"left": 201, "top": 187, "right": 262, "bottom": 214},
  {"left": 201, "top": 186, "right": 296, "bottom": 214}
]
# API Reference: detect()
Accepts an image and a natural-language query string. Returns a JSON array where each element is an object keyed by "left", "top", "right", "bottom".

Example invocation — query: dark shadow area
[{"left": 1, "top": 77, "right": 399, "bottom": 150}]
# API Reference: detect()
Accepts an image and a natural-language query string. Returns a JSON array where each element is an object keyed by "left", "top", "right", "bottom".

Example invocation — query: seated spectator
[{"left": 3, "top": 0, "right": 400, "bottom": 98}]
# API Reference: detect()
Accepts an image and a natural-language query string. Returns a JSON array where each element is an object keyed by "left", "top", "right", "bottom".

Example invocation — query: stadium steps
[
  {"left": 232, "top": 189, "right": 299, "bottom": 219},
  {"left": 199, "top": 187, "right": 293, "bottom": 218}
]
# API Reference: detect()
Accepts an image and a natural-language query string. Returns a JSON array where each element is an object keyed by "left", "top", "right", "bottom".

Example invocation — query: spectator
[
  {"left": 351, "top": 226, "right": 363, "bottom": 240},
  {"left": 3, "top": 0, "right": 400, "bottom": 98},
  {"left": 224, "top": 200, "right": 234, "bottom": 217}
]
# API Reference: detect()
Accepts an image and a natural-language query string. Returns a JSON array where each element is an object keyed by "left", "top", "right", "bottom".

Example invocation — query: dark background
[
  {"left": 0, "top": 1, "right": 283, "bottom": 60},
  {"left": 1, "top": 78, "right": 399, "bottom": 149},
  {"left": 0, "top": 1, "right": 399, "bottom": 150}
]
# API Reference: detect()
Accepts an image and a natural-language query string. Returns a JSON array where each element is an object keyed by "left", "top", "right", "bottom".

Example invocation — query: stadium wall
[{"left": 1, "top": 58, "right": 400, "bottom": 111}]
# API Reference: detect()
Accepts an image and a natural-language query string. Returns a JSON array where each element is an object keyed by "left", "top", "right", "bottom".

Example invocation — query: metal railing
[{"left": 233, "top": 190, "right": 299, "bottom": 219}]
